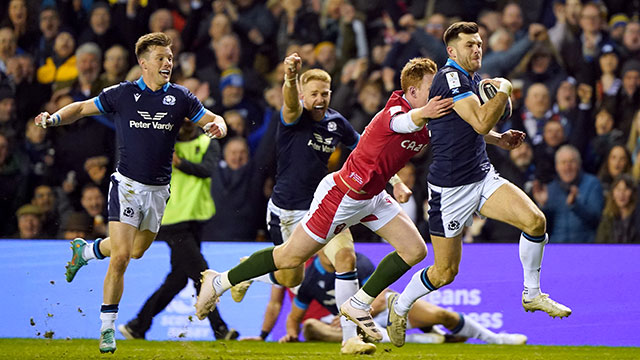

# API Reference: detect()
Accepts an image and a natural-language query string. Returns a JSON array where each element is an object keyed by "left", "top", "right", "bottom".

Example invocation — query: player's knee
[
  {"left": 431, "top": 265, "right": 458, "bottom": 288},
  {"left": 130, "top": 248, "right": 146, "bottom": 259},
  {"left": 276, "top": 255, "right": 305, "bottom": 269},
  {"left": 400, "top": 242, "right": 427, "bottom": 266},
  {"left": 523, "top": 209, "right": 546, "bottom": 236},
  {"left": 109, "top": 254, "right": 131, "bottom": 273},
  {"left": 333, "top": 248, "right": 356, "bottom": 272}
]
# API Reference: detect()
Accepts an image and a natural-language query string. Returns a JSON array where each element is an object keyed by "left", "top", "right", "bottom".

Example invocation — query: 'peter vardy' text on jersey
[
  {"left": 427, "top": 59, "right": 491, "bottom": 187},
  {"left": 294, "top": 253, "right": 374, "bottom": 315},
  {"left": 94, "top": 77, "right": 206, "bottom": 185},
  {"left": 271, "top": 107, "right": 359, "bottom": 210}
]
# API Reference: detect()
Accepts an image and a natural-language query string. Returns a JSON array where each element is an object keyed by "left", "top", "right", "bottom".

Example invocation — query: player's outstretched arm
[
  {"left": 281, "top": 53, "right": 303, "bottom": 124},
  {"left": 279, "top": 301, "right": 307, "bottom": 343},
  {"left": 34, "top": 98, "right": 102, "bottom": 128},
  {"left": 484, "top": 129, "right": 526, "bottom": 150},
  {"left": 409, "top": 96, "right": 454, "bottom": 128},
  {"left": 453, "top": 78, "right": 512, "bottom": 135},
  {"left": 199, "top": 110, "right": 228, "bottom": 139}
]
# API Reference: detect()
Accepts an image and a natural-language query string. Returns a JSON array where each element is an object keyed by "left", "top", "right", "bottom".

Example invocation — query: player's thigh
[
  {"left": 479, "top": 182, "right": 545, "bottom": 232},
  {"left": 108, "top": 221, "right": 138, "bottom": 257},
  {"left": 131, "top": 229, "right": 158, "bottom": 258},
  {"left": 273, "top": 223, "right": 325, "bottom": 268},
  {"left": 430, "top": 233, "right": 462, "bottom": 272},
  {"left": 374, "top": 210, "right": 427, "bottom": 265}
]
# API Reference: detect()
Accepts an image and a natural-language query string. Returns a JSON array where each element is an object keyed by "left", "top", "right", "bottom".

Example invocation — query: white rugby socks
[
  {"left": 395, "top": 267, "right": 437, "bottom": 316},
  {"left": 519, "top": 233, "right": 547, "bottom": 300},
  {"left": 335, "top": 271, "right": 359, "bottom": 342}
]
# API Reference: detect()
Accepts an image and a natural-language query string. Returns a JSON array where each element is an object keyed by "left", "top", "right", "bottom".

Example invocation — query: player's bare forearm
[
  {"left": 199, "top": 111, "right": 228, "bottom": 139},
  {"left": 483, "top": 130, "right": 502, "bottom": 145},
  {"left": 282, "top": 53, "right": 303, "bottom": 123},
  {"left": 36, "top": 99, "right": 101, "bottom": 128},
  {"left": 477, "top": 92, "right": 508, "bottom": 134},
  {"left": 261, "top": 299, "right": 283, "bottom": 334},
  {"left": 284, "top": 307, "right": 306, "bottom": 341}
]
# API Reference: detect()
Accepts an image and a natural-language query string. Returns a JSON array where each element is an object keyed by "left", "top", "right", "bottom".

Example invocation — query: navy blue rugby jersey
[
  {"left": 94, "top": 77, "right": 206, "bottom": 185},
  {"left": 270, "top": 107, "right": 359, "bottom": 210},
  {"left": 294, "top": 253, "right": 374, "bottom": 315},
  {"left": 427, "top": 59, "right": 491, "bottom": 187}
]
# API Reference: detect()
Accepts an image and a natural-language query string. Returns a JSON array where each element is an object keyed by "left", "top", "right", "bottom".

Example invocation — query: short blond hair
[
  {"left": 300, "top": 68, "right": 331, "bottom": 87},
  {"left": 135, "top": 32, "right": 172, "bottom": 60},
  {"left": 400, "top": 58, "right": 437, "bottom": 94}
]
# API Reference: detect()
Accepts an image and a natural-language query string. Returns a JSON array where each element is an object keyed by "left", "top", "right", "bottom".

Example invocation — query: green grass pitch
[{"left": 1, "top": 339, "right": 639, "bottom": 360}]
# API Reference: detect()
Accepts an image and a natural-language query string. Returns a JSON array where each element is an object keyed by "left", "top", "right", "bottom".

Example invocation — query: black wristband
[{"left": 260, "top": 330, "right": 270, "bottom": 340}]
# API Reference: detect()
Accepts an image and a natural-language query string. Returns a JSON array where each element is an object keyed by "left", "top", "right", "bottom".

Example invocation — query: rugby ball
[{"left": 478, "top": 79, "right": 512, "bottom": 121}]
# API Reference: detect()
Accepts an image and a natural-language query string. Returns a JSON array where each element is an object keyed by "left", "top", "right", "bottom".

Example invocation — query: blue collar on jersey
[
  {"left": 445, "top": 58, "right": 470, "bottom": 77},
  {"left": 313, "top": 256, "right": 327, "bottom": 275},
  {"left": 136, "top": 76, "right": 170, "bottom": 92}
]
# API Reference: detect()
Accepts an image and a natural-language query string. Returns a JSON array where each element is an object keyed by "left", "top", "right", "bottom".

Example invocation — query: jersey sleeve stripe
[
  {"left": 93, "top": 97, "right": 106, "bottom": 114},
  {"left": 190, "top": 106, "right": 205, "bottom": 123},
  {"left": 346, "top": 133, "right": 360, "bottom": 150},
  {"left": 453, "top": 91, "right": 473, "bottom": 102},
  {"left": 293, "top": 297, "right": 309, "bottom": 310},
  {"left": 280, "top": 109, "right": 301, "bottom": 126}
]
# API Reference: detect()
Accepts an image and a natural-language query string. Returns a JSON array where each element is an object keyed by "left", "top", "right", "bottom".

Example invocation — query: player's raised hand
[
  {"left": 496, "top": 129, "right": 525, "bottom": 150},
  {"left": 284, "top": 53, "right": 301, "bottom": 77},
  {"left": 393, "top": 182, "right": 413, "bottom": 203},
  {"left": 35, "top": 112, "right": 54, "bottom": 128},
  {"left": 420, "top": 96, "right": 454, "bottom": 119},
  {"left": 203, "top": 121, "right": 226, "bottom": 139}
]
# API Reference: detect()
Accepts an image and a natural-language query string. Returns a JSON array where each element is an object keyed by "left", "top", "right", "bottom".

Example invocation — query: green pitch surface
[{"left": 1, "top": 339, "right": 639, "bottom": 360}]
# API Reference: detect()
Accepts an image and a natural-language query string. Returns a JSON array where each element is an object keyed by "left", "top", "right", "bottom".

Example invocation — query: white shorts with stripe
[
  {"left": 108, "top": 171, "right": 170, "bottom": 233},
  {"left": 427, "top": 165, "right": 507, "bottom": 238},
  {"left": 301, "top": 173, "right": 402, "bottom": 244},
  {"left": 266, "top": 198, "right": 308, "bottom": 245}
]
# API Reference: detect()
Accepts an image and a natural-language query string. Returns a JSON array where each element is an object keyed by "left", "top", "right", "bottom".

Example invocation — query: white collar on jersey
[{"left": 136, "top": 76, "right": 170, "bottom": 92}]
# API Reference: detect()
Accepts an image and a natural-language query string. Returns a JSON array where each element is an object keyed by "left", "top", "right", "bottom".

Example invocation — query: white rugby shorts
[
  {"left": 301, "top": 173, "right": 401, "bottom": 244},
  {"left": 108, "top": 172, "right": 170, "bottom": 233},
  {"left": 427, "top": 166, "right": 507, "bottom": 238},
  {"left": 266, "top": 198, "right": 308, "bottom": 245}
]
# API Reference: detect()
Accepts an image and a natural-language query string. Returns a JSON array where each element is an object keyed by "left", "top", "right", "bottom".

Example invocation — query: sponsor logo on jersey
[
  {"left": 401, "top": 139, "right": 427, "bottom": 152},
  {"left": 163, "top": 95, "right": 176, "bottom": 106},
  {"left": 327, "top": 121, "right": 337, "bottom": 132},
  {"left": 349, "top": 172, "right": 363, "bottom": 185},
  {"left": 130, "top": 111, "right": 174, "bottom": 130},
  {"left": 446, "top": 72, "right": 461, "bottom": 89},
  {"left": 308, "top": 133, "right": 335, "bottom": 153}
]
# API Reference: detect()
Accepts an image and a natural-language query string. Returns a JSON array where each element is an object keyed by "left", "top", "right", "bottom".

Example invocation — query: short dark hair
[
  {"left": 443, "top": 22, "right": 479, "bottom": 45},
  {"left": 135, "top": 32, "right": 172, "bottom": 60}
]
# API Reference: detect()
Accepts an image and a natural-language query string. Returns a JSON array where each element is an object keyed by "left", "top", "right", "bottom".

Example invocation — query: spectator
[
  {"left": 482, "top": 23, "right": 548, "bottom": 78},
  {"left": 513, "top": 43, "right": 567, "bottom": 100},
  {"left": 204, "top": 137, "right": 263, "bottom": 241},
  {"left": 605, "top": 59, "right": 640, "bottom": 135},
  {"left": 1, "top": 0, "right": 39, "bottom": 52},
  {"left": 501, "top": 2, "right": 526, "bottom": 40},
  {"left": 621, "top": 21, "right": 640, "bottom": 61},
  {"left": 0, "top": 131, "right": 29, "bottom": 237},
  {"left": 534, "top": 120, "right": 566, "bottom": 184},
  {"left": 14, "top": 203, "right": 44, "bottom": 239},
  {"left": 595, "top": 174, "right": 640, "bottom": 243},
  {"left": 59, "top": 211, "right": 93, "bottom": 240},
  {"left": 608, "top": 14, "right": 629, "bottom": 45},
  {"left": 30, "top": 184, "right": 61, "bottom": 238},
  {"left": 194, "top": 13, "right": 232, "bottom": 70},
  {"left": 532, "top": 145, "right": 604, "bottom": 243},
  {"left": 33, "top": 6, "right": 61, "bottom": 67},
  {"left": 274, "top": 0, "right": 322, "bottom": 58},
  {"left": 6, "top": 54, "right": 51, "bottom": 120},
  {"left": 69, "top": 42, "right": 103, "bottom": 98},
  {"left": 597, "top": 145, "right": 632, "bottom": 193},
  {"left": 595, "top": 44, "right": 622, "bottom": 106},
  {"left": 212, "top": 68, "right": 264, "bottom": 140},
  {"left": 148, "top": 8, "right": 173, "bottom": 33},
  {"left": 0, "top": 27, "right": 17, "bottom": 74},
  {"left": 97, "top": 45, "right": 129, "bottom": 89},
  {"left": 78, "top": 183, "right": 107, "bottom": 238},
  {"left": 585, "top": 105, "right": 625, "bottom": 173},
  {"left": 21, "top": 119, "right": 55, "bottom": 189},
  {"left": 510, "top": 83, "right": 555, "bottom": 145},
  {"left": 36, "top": 30, "right": 77, "bottom": 89},
  {"left": 77, "top": 3, "right": 121, "bottom": 53},
  {"left": 0, "top": 85, "right": 18, "bottom": 142}
]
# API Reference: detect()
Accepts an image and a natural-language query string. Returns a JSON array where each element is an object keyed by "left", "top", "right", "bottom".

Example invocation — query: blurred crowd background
[{"left": 1, "top": 0, "right": 640, "bottom": 244}]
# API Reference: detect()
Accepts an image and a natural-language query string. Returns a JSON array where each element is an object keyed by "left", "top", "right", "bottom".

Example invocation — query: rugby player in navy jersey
[
  {"left": 386, "top": 22, "right": 571, "bottom": 347},
  {"left": 282, "top": 252, "right": 527, "bottom": 348},
  {"left": 226, "top": 53, "right": 412, "bottom": 354},
  {"left": 34, "top": 32, "right": 227, "bottom": 353}
]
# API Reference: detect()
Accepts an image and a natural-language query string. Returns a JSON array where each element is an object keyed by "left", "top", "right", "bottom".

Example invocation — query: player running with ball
[{"left": 386, "top": 22, "right": 571, "bottom": 348}]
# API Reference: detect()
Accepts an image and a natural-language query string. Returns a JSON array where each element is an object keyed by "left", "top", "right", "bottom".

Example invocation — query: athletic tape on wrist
[{"left": 51, "top": 113, "right": 61, "bottom": 126}]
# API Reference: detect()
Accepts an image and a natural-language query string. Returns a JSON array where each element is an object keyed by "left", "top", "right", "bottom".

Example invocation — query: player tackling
[
  {"left": 34, "top": 32, "right": 227, "bottom": 353},
  {"left": 195, "top": 57, "right": 453, "bottom": 344},
  {"left": 386, "top": 21, "right": 571, "bottom": 347}
]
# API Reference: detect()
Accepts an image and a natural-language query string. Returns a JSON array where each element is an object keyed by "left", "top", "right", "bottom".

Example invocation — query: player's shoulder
[
  {"left": 102, "top": 80, "right": 134, "bottom": 94},
  {"left": 382, "top": 91, "right": 410, "bottom": 116}
]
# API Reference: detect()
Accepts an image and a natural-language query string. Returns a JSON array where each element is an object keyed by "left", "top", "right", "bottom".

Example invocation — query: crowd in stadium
[{"left": 1, "top": 0, "right": 640, "bottom": 244}]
